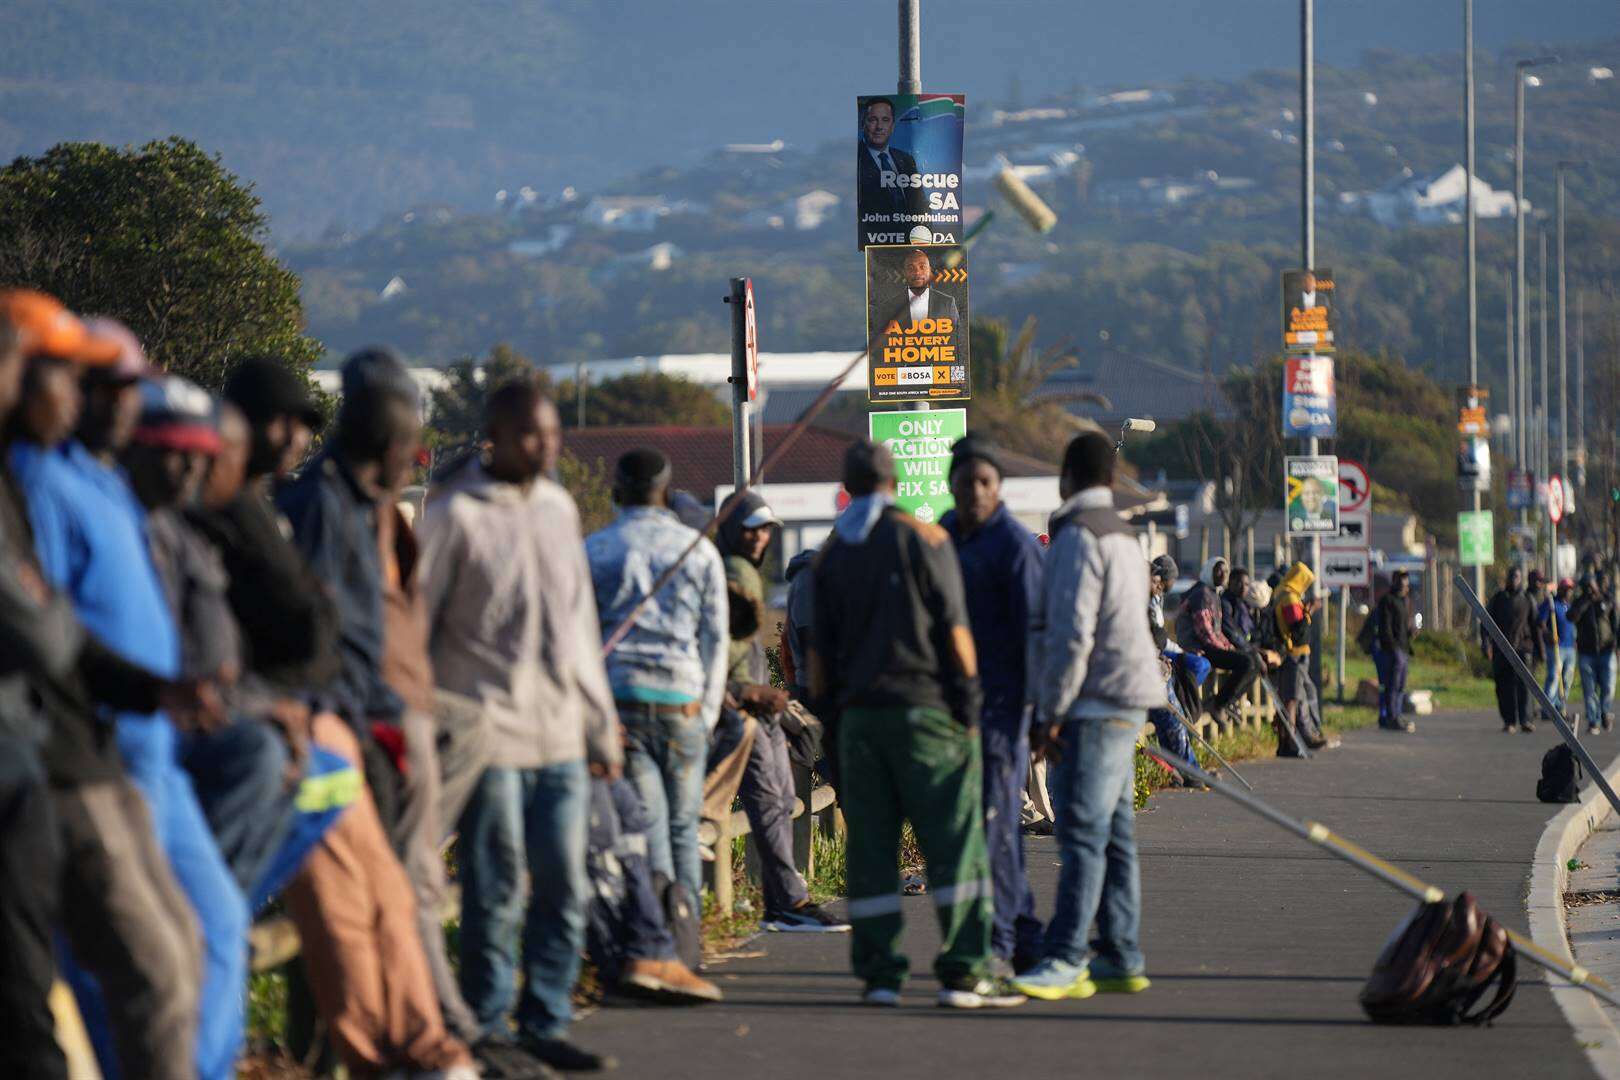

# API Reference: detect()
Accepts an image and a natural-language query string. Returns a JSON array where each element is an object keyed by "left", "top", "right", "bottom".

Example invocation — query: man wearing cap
[
  {"left": 941, "top": 434, "right": 1043, "bottom": 974},
  {"left": 584, "top": 447, "right": 728, "bottom": 905},
  {"left": 0, "top": 291, "right": 217, "bottom": 1080},
  {"left": 9, "top": 312, "right": 251, "bottom": 1079},
  {"left": 423, "top": 375, "right": 620, "bottom": 1073},
  {"left": 811, "top": 439, "right": 1018, "bottom": 1008},
  {"left": 1570, "top": 574, "right": 1618, "bottom": 735},
  {"left": 717, "top": 489, "right": 849, "bottom": 933}
]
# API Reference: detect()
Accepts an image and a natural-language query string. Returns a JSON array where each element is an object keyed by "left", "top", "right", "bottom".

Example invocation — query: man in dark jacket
[
  {"left": 1570, "top": 573, "right": 1619, "bottom": 734},
  {"left": 1174, "top": 556, "right": 1258, "bottom": 718},
  {"left": 1371, "top": 570, "right": 1414, "bottom": 733},
  {"left": 1484, "top": 566, "right": 1537, "bottom": 733},
  {"left": 941, "top": 434, "right": 1043, "bottom": 974},
  {"left": 811, "top": 440, "right": 1020, "bottom": 1009}
]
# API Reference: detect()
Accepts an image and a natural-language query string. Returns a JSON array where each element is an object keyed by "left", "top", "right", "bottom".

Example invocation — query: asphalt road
[{"left": 579, "top": 710, "right": 1597, "bottom": 1079}]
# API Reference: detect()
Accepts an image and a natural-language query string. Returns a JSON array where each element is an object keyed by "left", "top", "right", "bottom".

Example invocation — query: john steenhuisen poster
[{"left": 856, "top": 93, "right": 965, "bottom": 249}]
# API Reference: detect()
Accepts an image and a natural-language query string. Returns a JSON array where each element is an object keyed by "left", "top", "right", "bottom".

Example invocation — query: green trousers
[{"left": 839, "top": 704, "right": 994, "bottom": 990}]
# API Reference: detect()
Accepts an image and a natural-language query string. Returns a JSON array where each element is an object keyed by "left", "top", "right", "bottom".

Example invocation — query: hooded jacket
[
  {"left": 942, "top": 501, "right": 1044, "bottom": 722},
  {"left": 1029, "top": 488, "right": 1162, "bottom": 719},
  {"left": 1274, "top": 563, "right": 1316, "bottom": 659},
  {"left": 810, "top": 499, "right": 981, "bottom": 725},
  {"left": 1484, "top": 581, "right": 1536, "bottom": 659},
  {"left": 716, "top": 490, "right": 777, "bottom": 684},
  {"left": 1175, "top": 556, "right": 1234, "bottom": 655},
  {"left": 420, "top": 457, "right": 621, "bottom": 771}
]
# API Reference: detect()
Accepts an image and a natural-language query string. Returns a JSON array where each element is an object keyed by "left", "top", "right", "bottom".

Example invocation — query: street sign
[
  {"left": 1282, "top": 268, "right": 1336, "bottom": 354},
  {"left": 1283, "top": 356, "right": 1336, "bottom": 438},
  {"left": 865, "top": 244, "right": 971, "bottom": 402},
  {"left": 1507, "top": 468, "right": 1533, "bottom": 510},
  {"left": 1337, "top": 459, "right": 1370, "bottom": 513},
  {"left": 868, "top": 407, "right": 967, "bottom": 524},
  {"left": 1285, "top": 455, "right": 1340, "bottom": 535},
  {"left": 1320, "top": 548, "right": 1372, "bottom": 589},
  {"left": 1507, "top": 524, "right": 1536, "bottom": 564},
  {"left": 743, "top": 279, "right": 758, "bottom": 401},
  {"left": 1548, "top": 475, "right": 1565, "bottom": 524},
  {"left": 1458, "top": 509, "right": 1495, "bottom": 568},
  {"left": 1325, "top": 509, "right": 1370, "bottom": 551}
]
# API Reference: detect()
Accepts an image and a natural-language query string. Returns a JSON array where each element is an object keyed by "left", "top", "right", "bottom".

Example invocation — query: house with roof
[{"left": 1346, "top": 165, "right": 1521, "bottom": 227}]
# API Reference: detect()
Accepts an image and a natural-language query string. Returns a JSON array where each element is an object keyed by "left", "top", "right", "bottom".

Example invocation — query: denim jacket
[{"left": 585, "top": 506, "right": 729, "bottom": 730}]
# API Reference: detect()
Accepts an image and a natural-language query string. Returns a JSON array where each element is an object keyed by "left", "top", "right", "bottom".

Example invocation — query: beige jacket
[{"left": 419, "top": 458, "right": 620, "bottom": 771}]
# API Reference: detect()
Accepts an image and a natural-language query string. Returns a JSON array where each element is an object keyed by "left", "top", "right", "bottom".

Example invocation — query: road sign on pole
[
  {"left": 1458, "top": 509, "right": 1495, "bottom": 567},
  {"left": 1548, "top": 475, "right": 1565, "bottom": 524},
  {"left": 1337, "top": 459, "right": 1370, "bottom": 513}
]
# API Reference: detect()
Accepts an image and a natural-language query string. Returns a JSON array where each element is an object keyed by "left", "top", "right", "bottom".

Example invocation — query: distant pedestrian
[
  {"left": 1483, "top": 566, "right": 1536, "bottom": 734},
  {"left": 942, "top": 434, "right": 1044, "bottom": 975},
  {"left": 1570, "top": 573, "right": 1618, "bottom": 735},
  {"left": 1272, "top": 562, "right": 1327, "bottom": 755},
  {"left": 1371, "top": 570, "right": 1415, "bottom": 733},
  {"left": 1014, "top": 431, "right": 1162, "bottom": 1003},
  {"left": 810, "top": 439, "right": 1021, "bottom": 1009},
  {"left": 1538, "top": 578, "right": 1577, "bottom": 718}
]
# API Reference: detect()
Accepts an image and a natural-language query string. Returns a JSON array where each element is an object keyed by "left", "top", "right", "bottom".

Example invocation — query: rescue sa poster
[
  {"left": 856, "top": 93, "right": 966, "bottom": 249},
  {"left": 864, "top": 244, "right": 970, "bottom": 402}
]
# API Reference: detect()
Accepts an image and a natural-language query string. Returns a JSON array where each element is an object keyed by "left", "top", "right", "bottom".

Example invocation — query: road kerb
[{"left": 1529, "top": 750, "right": 1620, "bottom": 1080}]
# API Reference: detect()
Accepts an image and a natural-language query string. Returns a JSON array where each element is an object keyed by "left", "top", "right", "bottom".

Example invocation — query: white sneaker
[{"left": 862, "top": 986, "right": 901, "bottom": 1007}]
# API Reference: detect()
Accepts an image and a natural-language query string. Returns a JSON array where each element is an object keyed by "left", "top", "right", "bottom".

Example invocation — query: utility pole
[
  {"left": 728, "top": 277, "right": 752, "bottom": 488},
  {"left": 1578, "top": 290, "right": 1586, "bottom": 489},
  {"left": 1514, "top": 63, "right": 1528, "bottom": 478},
  {"left": 1301, "top": 0, "right": 1324, "bottom": 690},
  {"left": 897, "top": 0, "right": 930, "bottom": 417},
  {"left": 1540, "top": 227, "right": 1551, "bottom": 570},
  {"left": 1464, "top": 0, "right": 1484, "bottom": 598},
  {"left": 1557, "top": 161, "right": 1583, "bottom": 505},
  {"left": 1506, "top": 267, "right": 1516, "bottom": 468}
]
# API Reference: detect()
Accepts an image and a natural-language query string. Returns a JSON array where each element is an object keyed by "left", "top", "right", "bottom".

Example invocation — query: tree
[
  {"left": 0, "top": 138, "right": 323, "bottom": 388},
  {"left": 427, "top": 344, "right": 550, "bottom": 445},
  {"left": 562, "top": 371, "right": 728, "bottom": 429},
  {"left": 966, "top": 316, "right": 1109, "bottom": 463}
]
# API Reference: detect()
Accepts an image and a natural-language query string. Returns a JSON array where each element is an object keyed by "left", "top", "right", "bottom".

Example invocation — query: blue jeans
[
  {"left": 619, "top": 704, "right": 707, "bottom": 904},
  {"left": 982, "top": 719, "right": 1041, "bottom": 962},
  {"left": 1372, "top": 648, "right": 1409, "bottom": 727},
  {"left": 458, "top": 761, "right": 589, "bottom": 1041},
  {"left": 1581, "top": 652, "right": 1615, "bottom": 730},
  {"left": 1041, "top": 711, "right": 1144, "bottom": 974},
  {"left": 1544, "top": 646, "right": 1577, "bottom": 710},
  {"left": 180, "top": 719, "right": 293, "bottom": 901},
  {"left": 585, "top": 778, "right": 675, "bottom": 982},
  {"left": 72, "top": 715, "right": 249, "bottom": 1080}
]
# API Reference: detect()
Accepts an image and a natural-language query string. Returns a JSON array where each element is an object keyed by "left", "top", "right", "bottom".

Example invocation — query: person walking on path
[
  {"left": 1013, "top": 432, "right": 1162, "bottom": 1003},
  {"left": 1570, "top": 573, "right": 1618, "bottom": 735},
  {"left": 584, "top": 448, "right": 728, "bottom": 907},
  {"left": 1272, "top": 562, "right": 1328, "bottom": 755},
  {"left": 1484, "top": 566, "right": 1538, "bottom": 734},
  {"left": 717, "top": 489, "right": 847, "bottom": 933},
  {"left": 941, "top": 434, "right": 1044, "bottom": 975},
  {"left": 810, "top": 440, "right": 1021, "bottom": 1009},
  {"left": 1371, "top": 570, "right": 1416, "bottom": 733},
  {"left": 1538, "top": 578, "right": 1578, "bottom": 720},
  {"left": 422, "top": 376, "right": 622, "bottom": 1073}
]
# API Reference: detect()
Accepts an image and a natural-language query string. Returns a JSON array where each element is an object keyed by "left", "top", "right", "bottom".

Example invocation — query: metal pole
[
  {"left": 1578, "top": 290, "right": 1586, "bottom": 480},
  {"left": 1558, "top": 166, "right": 1568, "bottom": 485},
  {"left": 898, "top": 0, "right": 920, "bottom": 95},
  {"left": 728, "top": 278, "right": 751, "bottom": 489},
  {"left": 1540, "top": 227, "right": 1551, "bottom": 567},
  {"left": 1302, "top": 0, "right": 1322, "bottom": 691},
  {"left": 1337, "top": 583, "right": 1348, "bottom": 704},
  {"left": 1514, "top": 67, "right": 1528, "bottom": 474},
  {"left": 1507, "top": 267, "right": 1517, "bottom": 467},
  {"left": 1464, "top": 0, "right": 1484, "bottom": 600},
  {"left": 575, "top": 360, "right": 586, "bottom": 427}
]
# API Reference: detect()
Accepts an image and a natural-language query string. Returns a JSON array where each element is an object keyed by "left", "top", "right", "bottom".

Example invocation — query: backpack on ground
[
  {"left": 1359, "top": 892, "right": 1517, "bottom": 1026},
  {"left": 1537, "top": 743, "right": 1584, "bottom": 803}
]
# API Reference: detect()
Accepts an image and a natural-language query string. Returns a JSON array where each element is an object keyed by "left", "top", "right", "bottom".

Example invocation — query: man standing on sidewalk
[
  {"left": 1570, "top": 573, "right": 1617, "bottom": 735},
  {"left": 1371, "top": 570, "right": 1415, "bottom": 733},
  {"left": 585, "top": 448, "right": 729, "bottom": 907},
  {"left": 941, "top": 434, "right": 1043, "bottom": 974},
  {"left": 1538, "top": 578, "right": 1578, "bottom": 721},
  {"left": 1273, "top": 562, "right": 1328, "bottom": 754},
  {"left": 1014, "top": 431, "right": 1162, "bottom": 1003},
  {"left": 1484, "top": 566, "right": 1536, "bottom": 734},
  {"left": 422, "top": 376, "right": 621, "bottom": 1073},
  {"left": 810, "top": 440, "right": 1020, "bottom": 1009}
]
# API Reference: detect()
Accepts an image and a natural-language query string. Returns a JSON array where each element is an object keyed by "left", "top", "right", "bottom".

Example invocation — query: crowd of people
[
  {"left": 2, "top": 286, "right": 1354, "bottom": 1076},
  {"left": 1484, "top": 565, "right": 1620, "bottom": 735}
]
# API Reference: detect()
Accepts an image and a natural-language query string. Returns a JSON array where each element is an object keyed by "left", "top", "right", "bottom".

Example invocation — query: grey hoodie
[
  {"left": 420, "top": 457, "right": 621, "bottom": 771},
  {"left": 1030, "top": 487, "right": 1163, "bottom": 719}
]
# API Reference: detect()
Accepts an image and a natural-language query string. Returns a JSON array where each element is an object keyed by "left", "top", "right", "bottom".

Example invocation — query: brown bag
[{"left": 1359, "top": 892, "right": 1517, "bottom": 1026}]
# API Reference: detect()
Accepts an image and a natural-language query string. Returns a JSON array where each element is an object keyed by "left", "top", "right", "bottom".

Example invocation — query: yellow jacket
[{"left": 1273, "top": 562, "right": 1316, "bottom": 659}]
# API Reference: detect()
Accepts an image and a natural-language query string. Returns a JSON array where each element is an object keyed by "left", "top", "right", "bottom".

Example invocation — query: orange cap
[{"left": 0, "top": 290, "right": 122, "bottom": 365}]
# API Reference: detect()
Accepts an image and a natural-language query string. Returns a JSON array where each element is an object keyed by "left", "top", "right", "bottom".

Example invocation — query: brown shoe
[{"left": 618, "top": 957, "right": 723, "bottom": 1004}]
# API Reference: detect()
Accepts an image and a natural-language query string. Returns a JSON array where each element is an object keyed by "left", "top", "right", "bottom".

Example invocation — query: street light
[
  {"left": 1557, "top": 160, "right": 1587, "bottom": 496},
  {"left": 1513, "top": 55, "right": 1558, "bottom": 489}
]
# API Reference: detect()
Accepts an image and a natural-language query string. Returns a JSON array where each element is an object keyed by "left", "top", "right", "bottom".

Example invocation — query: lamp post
[{"left": 1514, "top": 55, "right": 1557, "bottom": 498}]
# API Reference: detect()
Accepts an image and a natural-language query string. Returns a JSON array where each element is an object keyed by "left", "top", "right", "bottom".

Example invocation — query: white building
[
  {"left": 581, "top": 196, "right": 675, "bottom": 232},
  {"left": 742, "top": 189, "right": 841, "bottom": 231},
  {"left": 1349, "top": 165, "right": 1521, "bottom": 226}
]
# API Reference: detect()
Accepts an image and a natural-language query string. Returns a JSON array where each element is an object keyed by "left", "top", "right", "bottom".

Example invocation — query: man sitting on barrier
[{"left": 1175, "top": 556, "right": 1259, "bottom": 724}]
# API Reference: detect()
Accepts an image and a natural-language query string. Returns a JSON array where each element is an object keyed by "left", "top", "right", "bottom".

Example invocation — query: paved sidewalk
[{"left": 581, "top": 711, "right": 1596, "bottom": 1078}]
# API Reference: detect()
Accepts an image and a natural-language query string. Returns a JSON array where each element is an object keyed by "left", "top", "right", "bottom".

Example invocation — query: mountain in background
[{"left": 2, "top": 0, "right": 1617, "bottom": 237}]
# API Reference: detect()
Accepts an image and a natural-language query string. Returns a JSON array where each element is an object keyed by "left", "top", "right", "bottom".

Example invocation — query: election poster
[
  {"left": 1459, "top": 510, "right": 1496, "bottom": 568},
  {"left": 1285, "top": 455, "right": 1340, "bottom": 535},
  {"left": 869, "top": 408, "right": 967, "bottom": 525},
  {"left": 856, "top": 93, "right": 966, "bottom": 249},
  {"left": 1282, "top": 268, "right": 1336, "bottom": 354},
  {"left": 1283, "top": 355, "right": 1336, "bottom": 438},
  {"left": 865, "top": 244, "right": 970, "bottom": 402}
]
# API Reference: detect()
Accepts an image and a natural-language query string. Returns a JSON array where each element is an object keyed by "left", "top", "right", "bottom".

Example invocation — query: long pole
[
  {"left": 1464, "top": 0, "right": 1484, "bottom": 599},
  {"left": 1514, "top": 68, "right": 1528, "bottom": 477},
  {"left": 1578, "top": 291, "right": 1586, "bottom": 487},
  {"left": 897, "top": 0, "right": 929, "bottom": 417},
  {"left": 1506, "top": 268, "right": 1516, "bottom": 468},
  {"left": 728, "top": 277, "right": 751, "bottom": 489},
  {"left": 1541, "top": 227, "right": 1551, "bottom": 567},
  {"left": 1558, "top": 166, "right": 1569, "bottom": 486},
  {"left": 1302, "top": 0, "right": 1322, "bottom": 690}
]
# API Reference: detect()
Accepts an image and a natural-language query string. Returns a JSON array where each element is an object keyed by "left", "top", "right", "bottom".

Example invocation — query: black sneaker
[
  {"left": 762, "top": 902, "right": 851, "bottom": 933},
  {"left": 938, "top": 975, "right": 1027, "bottom": 1009},
  {"left": 519, "top": 1036, "right": 617, "bottom": 1073},
  {"left": 474, "top": 1036, "right": 561, "bottom": 1080}
]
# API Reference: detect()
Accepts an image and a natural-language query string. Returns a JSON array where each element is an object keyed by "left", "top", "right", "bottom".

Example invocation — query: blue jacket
[
  {"left": 276, "top": 450, "right": 402, "bottom": 728},
  {"left": 942, "top": 501, "right": 1043, "bottom": 724},
  {"left": 1539, "top": 597, "right": 1576, "bottom": 653},
  {"left": 9, "top": 441, "right": 179, "bottom": 756},
  {"left": 584, "top": 506, "right": 730, "bottom": 729}
]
